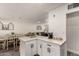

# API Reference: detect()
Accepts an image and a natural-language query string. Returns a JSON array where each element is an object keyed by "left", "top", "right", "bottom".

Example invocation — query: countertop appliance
[{"left": 48, "top": 33, "right": 53, "bottom": 39}]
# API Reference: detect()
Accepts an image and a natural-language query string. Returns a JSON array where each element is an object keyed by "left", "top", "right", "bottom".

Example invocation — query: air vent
[{"left": 68, "top": 3, "right": 79, "bottom": 10}]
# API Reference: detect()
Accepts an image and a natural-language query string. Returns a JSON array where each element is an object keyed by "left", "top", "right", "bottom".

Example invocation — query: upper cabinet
[{"left": 42, "top": 41, "right": 60, "bottom": 56}]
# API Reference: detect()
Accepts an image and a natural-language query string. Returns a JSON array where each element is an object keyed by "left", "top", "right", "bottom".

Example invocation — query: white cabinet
[
  {"left": 20, "top": 37, "right": 66, "bottom": 56},
  {"left": 51, "top": 44, "right": 60, "bottom": 56},
  {"left": 20, "top": 40, "right": 37, "bottom": 56},
  {"left": 25, "top": 40, "right": 37, "bottom": 56},
  {"left": 37, "top": 40, "right": 43, "bottom": 56},
  {"left": 20, "top": 41, "right": 26, "bottom": 56},
  {"left": 42, "top": 41, "right": 51, "bottom": 56},
  {"left": 25, "top": 42, "right": 32, "bottom": 56},
  {"left": 42, "top": 41, "right": 61, "bottom": 56},
  {"left": 43, "top": 41, "right": 66, "bottom": 56}
]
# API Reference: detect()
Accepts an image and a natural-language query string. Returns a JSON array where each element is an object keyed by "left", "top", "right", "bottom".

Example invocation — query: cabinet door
[
  {"left": 42, "top": 42, "right": 51, "bottom": 56},
  {"left": 31, "top": 40, "right": 37, "bottom": 56},
  {"left": 51, "top": 45, "right": 60, "bottom": 56},
  {"left": 37, "top": 40, "right": 43, "bottom": 56},
  {"left": 20, "top": 41, "right": 26, "bottom": 56},
  {"left": 25, "top": 42, "right": 31, "bottom": 56},
  {"left": 45, "top": 43, "right": 53, "bottom": 56},
  {"left": 25, "top": 40, "right": 37, "bottom": 56},
  {"left": 42, "top": 41, "right": 60, "bottom": 56},
  {"left": 47, "top": 43, "right": 60, "bottom": 56},
  {"left": 47, "top": 44, "right": 53, "bottom": 56}
]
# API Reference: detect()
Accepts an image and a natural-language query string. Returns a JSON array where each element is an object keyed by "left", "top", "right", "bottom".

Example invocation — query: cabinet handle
[
  {"left": 40, "top": 44, "right": 42, "bottom": 48},
  {"left": 31, "top": 44, "right": 34, "bottom": 48},
  {"left": 47, "top": 47, "right": 51, "bottom": 53},
  {"left": 47, "top": 44, "right": 51, "bottom": 46}
]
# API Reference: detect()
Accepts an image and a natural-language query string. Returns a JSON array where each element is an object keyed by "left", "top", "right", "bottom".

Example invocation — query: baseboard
[{"left": 67, "top": 49, "right": 79, "bottom": 55}]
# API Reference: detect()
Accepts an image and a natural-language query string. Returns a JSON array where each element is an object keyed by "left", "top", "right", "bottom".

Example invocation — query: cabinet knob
[
  {"left": 40, "top": 44, "right": 42, "bottom": 48},
  {"left": 47, "top": 47, "right": 51, "bottom": 53},
  {"left": 31, "top": 44, "right": 34, "bottom": 48}
]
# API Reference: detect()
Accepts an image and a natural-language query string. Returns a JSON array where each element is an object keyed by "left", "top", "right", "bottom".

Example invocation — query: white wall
[
  {"left": 0, "top": 19, "right": 47, "bottom": 36},
  {"left": 0, "top": 4, "right": 48, "bottom": 35},
  {"left": 0, "top": 19, "right": 37, "bottom": 35},
  {"left": 0, "top": 4, "right": 67, "bottom": 37},
  {"left": 47, "top": 5, "right": 67, "bottom": 41},
  {"left": 0, "top": 4, "right": 39, "bottom": 35},
  {"left": 67, "top": 12, "right": 79, "bottom": 54}
]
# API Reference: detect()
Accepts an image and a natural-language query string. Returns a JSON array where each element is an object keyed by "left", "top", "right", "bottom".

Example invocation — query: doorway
[{"left": 67, "top": 11, "right": 79, "bottom": 56}]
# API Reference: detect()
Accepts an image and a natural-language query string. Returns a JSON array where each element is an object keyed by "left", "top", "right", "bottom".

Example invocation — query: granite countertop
[
  {"left": 19, "top": 36, "right": 65, "bottom": 45},
  {"left": 19, "top": 36, "right": 36, "bottom": 42},
  {"left": 36, "top": 36, "right": 65, "bottom": 45}
]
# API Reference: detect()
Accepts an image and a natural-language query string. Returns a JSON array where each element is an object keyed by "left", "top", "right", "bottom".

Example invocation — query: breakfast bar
[{"left": 19, "top": 36, "right": 66, "bottom": 56}]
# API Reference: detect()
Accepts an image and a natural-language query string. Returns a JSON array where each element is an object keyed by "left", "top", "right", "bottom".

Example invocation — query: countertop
[{"left": 19, "top": 36, "right": 66, "bottom": 45}]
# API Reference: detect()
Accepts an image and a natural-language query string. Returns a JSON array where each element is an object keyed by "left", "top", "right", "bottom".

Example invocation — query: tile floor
[
  {"left": 0, "top": 46, "right": 20, "bottom": 56},
  {"left": 0, "top": 47, "right": 79, "bottom": 56}
]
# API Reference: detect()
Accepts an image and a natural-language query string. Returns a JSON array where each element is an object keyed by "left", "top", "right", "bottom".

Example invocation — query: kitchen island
[{"left": 19, "top": 36, "right": 66, "bottom": 56}]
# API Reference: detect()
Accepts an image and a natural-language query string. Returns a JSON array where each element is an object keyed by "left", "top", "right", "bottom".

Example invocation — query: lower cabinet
[
  {"left": 20, "top": 39, "right": 65, "bottom": 56},
  {"left": 37, "top": 40, "right": 43, "bottom": 56},
  {"left": 42, "top": 42, "right": 52, "bottom": 56},
  {"left": 20, "top": 41, "right": 26, "bottom": 56},
  {"left": 36, "top": 40, "right": 64, "bottom": 56},
  {"left": 25, "top": 40, "right": 37, "bottom": 56},
  {"left": 20, "top": 40, "right": 37, "bottom": 56},
  {"left": 42, "top": 41, "right": 61, "bottom": 56},
  {"left": 38, "top": 40, "right": 66, "bottom": 56}
]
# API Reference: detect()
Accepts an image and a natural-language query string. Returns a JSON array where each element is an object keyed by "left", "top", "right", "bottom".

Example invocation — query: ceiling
[{"left": 0, "top": 3, "right": 66, "bottom": 24}]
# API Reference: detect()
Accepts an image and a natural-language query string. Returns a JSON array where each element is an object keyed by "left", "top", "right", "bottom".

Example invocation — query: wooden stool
[
  {"left": 0, "top": 40, "right": 6, "bottom": 50},
  {"left": 6, "top": 37, "right": 15, "bottom": 50}
]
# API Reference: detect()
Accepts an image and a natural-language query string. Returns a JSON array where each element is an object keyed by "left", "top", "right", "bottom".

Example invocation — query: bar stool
[
  {"left": 14, "top": 36, "right": 20, "bottom": 47},
  {"left": 0, "top": 40, "right": 6, "bottom": 49},
  {"left": 6, "top": 36, "right": 15, "bottom": 50}
]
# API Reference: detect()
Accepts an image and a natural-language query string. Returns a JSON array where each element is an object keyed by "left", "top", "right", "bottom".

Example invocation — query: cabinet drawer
[{"left": 46, "top": 42, "right": 59, "bottom": 49}]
